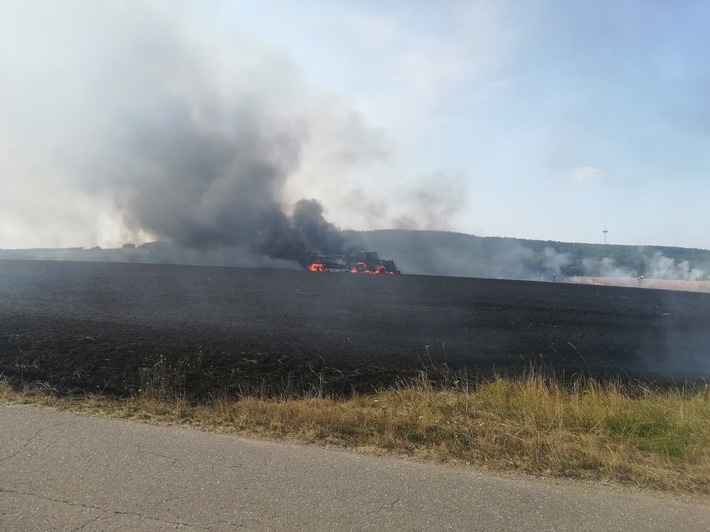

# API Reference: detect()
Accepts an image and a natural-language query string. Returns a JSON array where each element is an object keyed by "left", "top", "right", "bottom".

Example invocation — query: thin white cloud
[{"left": 570, "top": 166, "right": 607, "bottom": 182}]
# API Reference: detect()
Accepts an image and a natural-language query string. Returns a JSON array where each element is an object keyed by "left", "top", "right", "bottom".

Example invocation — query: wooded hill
[
  {"left": 347, "top": 230, "right": 710, "bottom": 281},
  {"left": 3, "top": 230, "right": 709, "bottom": 282}
]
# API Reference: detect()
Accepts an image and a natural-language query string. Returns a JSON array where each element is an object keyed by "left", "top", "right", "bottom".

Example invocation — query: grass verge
[{"left": 2, "top": 370, "right": 709, "bottom": 494}]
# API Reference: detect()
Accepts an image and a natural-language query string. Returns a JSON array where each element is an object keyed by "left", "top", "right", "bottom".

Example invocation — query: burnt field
[{"left": 1, "top": 259, "right": 709, "bottom": 397}]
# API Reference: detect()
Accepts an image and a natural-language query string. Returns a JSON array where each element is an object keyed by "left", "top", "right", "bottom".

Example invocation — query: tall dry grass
[{"left": 2, "top": 371, "right": 709, "bottom": 493}]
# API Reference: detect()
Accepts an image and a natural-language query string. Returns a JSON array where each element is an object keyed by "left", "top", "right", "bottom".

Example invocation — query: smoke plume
[
  {"left": 392, "top": 172, "right": 467, "bottom": 231},
  {"left": 646, "top": 252, "right": 706, "bottom": 281},
  {"left": 0, "top": 1, "right": 376, "bottom": 261},
  {"left": 109, "top": 95, "right": 355, "bottom": 262}
]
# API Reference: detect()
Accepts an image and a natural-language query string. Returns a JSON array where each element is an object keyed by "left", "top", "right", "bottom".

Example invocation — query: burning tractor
[
  {"left": 304, "top": 251, "right": 401, "bottom": 275},
  {"left": 304, "top": 253, "right": 350, "bottom": 272}
]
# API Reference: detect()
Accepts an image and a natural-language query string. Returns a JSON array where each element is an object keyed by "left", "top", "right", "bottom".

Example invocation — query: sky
[{"left": 1, "top": 0, "right": 709, "bottom": 250}]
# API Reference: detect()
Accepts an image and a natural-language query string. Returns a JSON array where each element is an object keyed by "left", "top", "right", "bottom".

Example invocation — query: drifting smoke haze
[
  {"left": 0, "top": 1, "right": 411, "bottom": 260},
  {"left": 346, "top": 230, "right": 710, "bottom": 292},
  {"left": 578, "top": 252, "right": 708, "bottom": 282},
  {"left": 646, "top": 252, "right": 706, "bottom": 281},
  {"left": 580, "top": 257, "right": 632, "bottom": 279},
  {"left": 3, "top": 1, "right": 709, "bottom": 287},
  {"left": 541, "top": 247, "right": 571, "bottom": 277},
  {"left": 391, "top": 172, "right": 467, "bottom": 231}
]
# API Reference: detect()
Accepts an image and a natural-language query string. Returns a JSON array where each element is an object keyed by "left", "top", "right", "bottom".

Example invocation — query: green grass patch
[{"left": 605, "top": 411, "right": 687, "bottom": 457}]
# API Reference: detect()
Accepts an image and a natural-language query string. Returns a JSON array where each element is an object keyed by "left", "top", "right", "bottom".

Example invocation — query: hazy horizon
[{"left": 3, "top": 227, "right": 710, "bottom": 253}]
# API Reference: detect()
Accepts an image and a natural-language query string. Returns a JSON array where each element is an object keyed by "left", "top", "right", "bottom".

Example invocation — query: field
[
  {"left": 3, "top": 259, "right": 710, "bottom": 492},
  {"left": 1, "top": 259, "right": 709, "bottom": 397}
]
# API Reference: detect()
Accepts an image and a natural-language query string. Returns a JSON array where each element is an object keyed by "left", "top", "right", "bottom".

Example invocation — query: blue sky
[{"left": 1, "top": 1, "right": 709, "bottom": 249}]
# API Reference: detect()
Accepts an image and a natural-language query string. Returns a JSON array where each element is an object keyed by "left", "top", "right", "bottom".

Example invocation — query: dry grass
[{"left": 2, "top": 372, "right": 709, "bottom": 494}]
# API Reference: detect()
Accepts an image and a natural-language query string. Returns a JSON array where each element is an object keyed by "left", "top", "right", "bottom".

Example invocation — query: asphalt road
[
  {"left": 2, "top": 260, "right": 710, "bottom": 397},
  {"left": 1, "top": 405, "right": 708, "bottom": 531}
]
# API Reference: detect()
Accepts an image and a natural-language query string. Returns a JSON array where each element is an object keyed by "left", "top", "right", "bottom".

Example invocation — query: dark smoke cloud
[
  {"left": 0, "top": 1, "right": 377, "bottom": 260},
  {"left": 92, "top": 10, "right": 360, "bottom": 261},
  {"left": 110, "top": 95, "right": 352, "bottom": 261}
]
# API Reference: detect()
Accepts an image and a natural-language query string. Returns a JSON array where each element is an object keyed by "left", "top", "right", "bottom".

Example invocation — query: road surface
[{"left": 1, "top": 405, "right": 708, "bottom": 530}]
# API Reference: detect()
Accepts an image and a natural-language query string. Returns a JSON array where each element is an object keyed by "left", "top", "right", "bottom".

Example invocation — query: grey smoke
[
  {"left": 392, "top": 172, "right": 467, "bottom": 231},
  {"left": 111, "top": 98, "right": 352, "bottom": 261},
  {"left": 0, "top": 1, "right": 375, "bottom": 261},
  {"left": 87, "top": 14, "right": 360, "bottom": 262}
]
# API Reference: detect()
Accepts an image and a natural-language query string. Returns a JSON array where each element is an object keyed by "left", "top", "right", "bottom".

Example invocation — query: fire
[
  {"left": 308, "top": 263, "right": 328, "bottom": 272},
  {"left": 350, "top": 262, "right": 390, "bottom": 274},
  {"left": 304, "top": 251, "right": 400, "bottom": 275}
]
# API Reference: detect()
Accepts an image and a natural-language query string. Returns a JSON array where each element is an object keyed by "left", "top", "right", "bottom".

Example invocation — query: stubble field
[{"left": 1, "top": 259, "right": 709, "bottom": 397}]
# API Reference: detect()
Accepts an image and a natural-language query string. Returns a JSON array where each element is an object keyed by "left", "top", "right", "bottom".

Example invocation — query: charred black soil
[{"left": 1, "top": 259, "right": 709, "bottom": 397}]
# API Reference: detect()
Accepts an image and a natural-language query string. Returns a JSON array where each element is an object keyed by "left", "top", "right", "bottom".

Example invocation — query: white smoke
[
  {"left": 646, "top": 252, "right": 706, "bottom": 281},
  {"left": 581, "top": 256, "right": 633, "bottom": 278},
  {"left": 541, "top": 247, "right": 571, "bottom": 276}
]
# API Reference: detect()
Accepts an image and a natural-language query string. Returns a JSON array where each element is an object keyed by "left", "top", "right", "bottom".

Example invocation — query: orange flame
[
  {"left": 307, "top": 263, "right": 328, "bottom": 272},
  {"left": 307, "top": 255, "right": 398, "bottom": 274},
  {"left": 350, "top": 262, "right": 389, "bottom": 274}
]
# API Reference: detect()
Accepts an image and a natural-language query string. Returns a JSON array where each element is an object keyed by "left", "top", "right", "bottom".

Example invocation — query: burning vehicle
[
  {"left": 304, "top": 253, "right": 351, "bottom": 272},
  {"left": 304, "top": 251, "right": 401, "bottom": 275}
]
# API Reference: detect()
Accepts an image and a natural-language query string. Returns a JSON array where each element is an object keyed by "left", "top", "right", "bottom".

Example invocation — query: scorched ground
[{"left": 1, "top": 259, "right": 709, "bottom": 397}]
